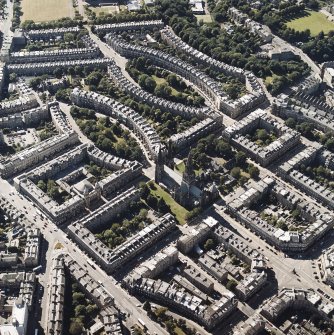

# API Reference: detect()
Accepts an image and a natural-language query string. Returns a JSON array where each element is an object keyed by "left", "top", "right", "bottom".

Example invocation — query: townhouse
[
  {"left": 107, "top": 62, "right": 217, "bottom": 120},
  {"left": 94, "top": 20, "right": 164, "bottom": 34},
  {"left": 71, "top": 88, "right": 164, "bottom": 161},
  {"left": 8, "top": 58, "right": 113, "bottom": 76},
  {"left": 223, "top": 109, "right": 300, "bottom": 166},
  {"left": 67, "top": 212, "right": 176, "bottom": 273},
  {"left": 225, "top": 176, "right": 334, "bottom": 252},
  {"left": 125, "top": 275, "right": 237, "bottom": 330}
]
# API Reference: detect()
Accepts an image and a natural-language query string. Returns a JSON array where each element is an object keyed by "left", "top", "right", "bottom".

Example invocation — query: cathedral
[{"left": 155, "top": 149, "right": 218, "bottom": 208}]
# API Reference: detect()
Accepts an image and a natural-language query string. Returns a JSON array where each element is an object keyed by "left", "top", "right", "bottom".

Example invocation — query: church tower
[
  {"left": 178, "top": 151, "right": 195, "bottom": 207},
  {"left": 155, "top": 146, "right": 165, "bottom": 183}
]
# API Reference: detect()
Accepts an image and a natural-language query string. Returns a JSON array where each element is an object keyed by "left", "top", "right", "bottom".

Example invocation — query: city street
[
  {"left": 0, "top": 179, "right": 168, "bottom": 335},
  {"left": 212, "top": 205, "right": 334, "bottom": 298}
]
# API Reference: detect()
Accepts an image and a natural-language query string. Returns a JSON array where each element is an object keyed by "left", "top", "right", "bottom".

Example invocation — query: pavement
[
  {"left": 212, "top": 205, "right": 334, "bottom": 299},
  {"left": 58, "top": 101, "right": 93, "bottom": 144},
  {"left": 0, "top": 14, "right": 332, "bottom": 334},
  {"left": 0, "top": 0, "right": 13, "bottom": 39}
]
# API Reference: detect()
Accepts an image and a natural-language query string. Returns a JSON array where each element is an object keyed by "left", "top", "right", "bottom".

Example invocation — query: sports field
[
  {"left": 21, "top": 0, "right": 74, "bottom": 22},
  {"left": 195, "top": 14, "right": 212, "bottom": 23},
  {"left": 286, "top": 10, "right": 334, "bottom": 36},
  {"left": 90, "top": 5, "right": 119, "bottom": 15}
]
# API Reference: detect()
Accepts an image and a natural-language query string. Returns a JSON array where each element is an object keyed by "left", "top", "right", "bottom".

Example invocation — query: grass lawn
[
  {"left": 54, "top": 242, "right": 63, "bottom": 249},
  {"left": 152, "top": 75, "right": 179, "bottom": 96},
  {"left": 90, "top": 5, "right": 119, "bottom": 15},
  {"left": 286, "top": 10, "right": 334, "bottom": 36},
  {"left": 175, "top": 161, "right": 185, "bottom": 174},
  {"left": 195, "top": 14, "right": 212, "bottom": 23},
  {"left": 195, "top": 168, "right": 203, "bottom": 176},
  {"left": 149, "top": 182, "right": 189, "bottom": 225},
  {"left": 173, "top": 326, "right": 186, "bottom": 335},
  {"left": 175, "top": 160, "right": 202, "bottom": 176},
  {"left": 241, "top": 170, "right": 250, "bottom": 179},
  {"left": 21, "top": 0, "right": 74, "bottom": 22},
  {"left": 265, "top": 75, "right": 274, "bottom": 86}
]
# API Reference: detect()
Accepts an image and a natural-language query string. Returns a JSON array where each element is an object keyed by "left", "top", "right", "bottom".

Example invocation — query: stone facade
[
  {"left": 198, "top": 254, "right": 228, "bottom": 283},
  {"left": 160, "top": 26, "right": 266, "bottom": 118},
  {"left": 10, "top": 37, "right": 100, "bottom": 64},
  {"left": 226, "top": 176, "right": 334, "bottom": 252},
  {"left": 71, "top": 88, "right": 165, "bottom": 160},
  {"left": 24, "top": 27, "right": 80, "bottom": 41},
  {"left": 0, "top": 252, "right": 18, "bottom": 268},
  {"left": 23, "top": 228, "right": 40, "bottom": 267},
  {"left": 46, "top": 253, "right": 122, "bottom": 335},
  {"left": 107, "top": 62, "right": 217, "bottom": 120},
  {"left": 228, "top": 8, "right": 273, "bottom": 43},
  {"left": 0, "top": 131, "right": 78, "bottom": 178},
  {"left": 321, "top": 246, "right": 334, "bottom": 287},
  {"left": 177, "top": 216, "right": 218, "bottom": 253},
  {"left": 46, "top": 253, "right": 65, "bottom": 335},
  {"left": 223, "top": 109, "right": 300, "bottom": 166},
  {"left": 68, "top": 212, "right": 176, "bottom": 273},
  {"left": 125, "top": 275, "right": 237, "bottom": 330},
  {"left": 94, "top": 20, "right": 164, "bottom": 34},
  {"left": 14, "top": 143, "right": 142, "bottom": 223},
  {"left": 278, "top": 146, "right": 334, "bottom": 210},
  {"left": 235, "top": 271, "right": 267, "bottom": 301},
  {"left": 273, "top": 96, "right": 334, "bottom": 134},
  {"left": 261, "top": 288, "right": 334, "bottom": 325},
  {"left": 169, "top": 118, "right": 222, "bottom": 152},
  {"left": 0, "top": 95, "right": 38, "bottom": 117},
  {"left": 106, "top": 34, "right": 245, "bottom": 115},
  {"left": 0, "top": 106, "right": 49, "bottom": 130},
  {"left": 182, "top": 264, "right": 214, "bottom": 294},
  {"left": 131, "top": 245, "right": 178, "bottom": 278},
  {"left": 0, "top": 62, "right": 5, "bottom": 99},
  {"left": 8, "top": 58, "right": 112, "bottom": 76},
  {"left": 0, "top": 272, "right": 36, "bottom": 307}
]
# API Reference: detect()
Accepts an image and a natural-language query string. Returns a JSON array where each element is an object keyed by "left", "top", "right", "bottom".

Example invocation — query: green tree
[
  {"left": 74, "top": 305, "right": 86, "bottom": 317},
  {"left": 231, "top": 167, "right": 241, "bottom": 179},
  {"left": 69, "top": 320, "right": 83, "bottom": 335},
  {"left": 37, "top": 180, "right": 47, "bottom": 192},
  {"left": 144, "top": 76, "right": 156, "bottom": 92},
  {"left": 64, "top": 32, "right": 75, "bottom": 44},
  {"left": 138, "top": 74, "right": 149, "bottom": 88},
  {"left": 256, "top": 129, "right": 269, "bottom": 141},
  {"left": 204, "top": 238, "right": 215, "bottom": 251},
  {"left": 166, "top": 73, "right": 178, "bottom": 87},
  {"left": 139, "top": 182, "right": 150, "bottom": 199},
  {"left": 86, "top": 304, "right": 98, "bottom": 315},
  {"left": 147, "top": 194, "right": 158, "bottom": 208},
  {"left": 215, "top": 139, "right": 232, "bottom": 157},
  {"left": 325, "top": 138, "right": 334, "bottom": 151},
  {"left": 154, "top": 83, "right": 172, "bottom": 98},
  {"left": 72, "top": 292, "right": 85, "bottom": 306},
  {"left": 235, "top": 151, "right": 246, "bottom": 167},
  {"left": 47, "top": 180, "right": 59, "bottom": 199},
  {"left": 248, "top": 165, "right": 260, "bottom": 179},
  {"left": 143, "top": 301, "right": 151, "bottom": 312},
  {"left": 9, "top": 73, "right": 17, "bottom": 83},
  {"left": 155, "top": 307, "right": 168, "bottom": 319},
  {"left": 285, "top": 117, "right": 296, "bottom": 129},
  {"left": 226, "top": 279, "right": 237, "bottom": 292}
]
